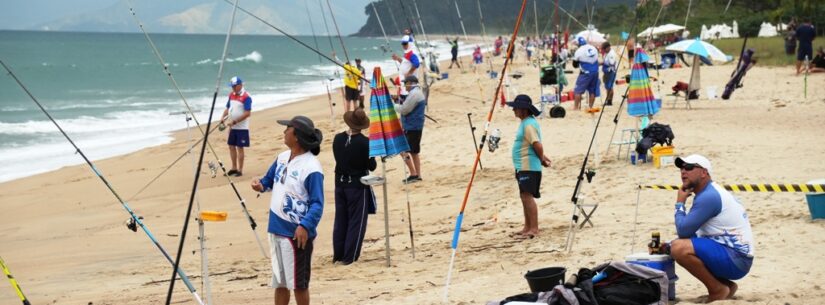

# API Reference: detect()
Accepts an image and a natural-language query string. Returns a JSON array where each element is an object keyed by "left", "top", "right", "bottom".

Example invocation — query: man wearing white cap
[
  {"left": 392, "top": 35, "right": 420, "bottom": 99},
  {"left": 220, "top": 76, "right": 252, "bottom": 177},
  {"left": 670, "top": 154, "right": 754, "bottom": 302},
  {"left": 572, "top": 36, "right": 600, "bottom": 111}
]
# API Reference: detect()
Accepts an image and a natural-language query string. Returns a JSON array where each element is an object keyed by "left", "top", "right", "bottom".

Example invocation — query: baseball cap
[
  {"left": 576, "top": 36, "right": 587, "bottom": 46},
  {"left": 506, "top": 94, "right": 540, "bottom": 116},
  {"left": 404, "top": 75, "right": 419, "bottom": 84},
  {"left": 277, "top": 115, "right": 315, "bottom": 135},
  {"left": 675, "top": 154, "right": 713, "bottom": 176},
  {"left": 229, "top": 76, "right": 243, "bottom": 87},
  {"left": 401, "top": 35, "right": 413, "bottom": 44}
]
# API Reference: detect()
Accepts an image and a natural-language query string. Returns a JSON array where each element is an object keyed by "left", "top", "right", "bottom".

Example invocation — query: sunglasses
[{"left": 681, "top": 163, "right": 703, "bottom": 171}]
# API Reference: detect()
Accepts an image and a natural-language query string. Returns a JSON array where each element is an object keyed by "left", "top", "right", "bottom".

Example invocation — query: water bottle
[
  {"left": 630, "top": 151, "right": 637, "bottom": 165},
  {"left": 488, "top": 129, "right": 501, "bottom": 152}
]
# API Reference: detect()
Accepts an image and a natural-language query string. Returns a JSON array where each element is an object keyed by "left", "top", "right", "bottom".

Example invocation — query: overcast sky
[{"left": 0, "top": 0, "right": 375, "bottom": 34}]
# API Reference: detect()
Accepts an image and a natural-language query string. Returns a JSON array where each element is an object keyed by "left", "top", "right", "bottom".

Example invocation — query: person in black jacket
[{"left": 332, "top": 108, "right": 377, "bottom": 264}]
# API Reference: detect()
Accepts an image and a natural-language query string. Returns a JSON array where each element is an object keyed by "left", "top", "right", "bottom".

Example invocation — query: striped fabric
[
  {"left": 640, "top": 184, "right": 825, "bottom": 193},
  {"left": 368, "top": 67, "right": 410, "bottom": 157},
  {"left": 627, "top": 48, "right": 661, "bottom": 117}
]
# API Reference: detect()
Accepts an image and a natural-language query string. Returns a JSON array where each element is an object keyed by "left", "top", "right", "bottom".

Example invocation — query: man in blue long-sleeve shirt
[
  {"left": 252, "top": 115, "right": 324, "bottom": 305},
  {"left": 670, "top": 154, "right": 754, "bottom": 303}
]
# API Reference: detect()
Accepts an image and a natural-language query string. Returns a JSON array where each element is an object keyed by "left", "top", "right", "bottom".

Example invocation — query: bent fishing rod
[
  {"left": 165, "top": 0, "right": 238, "bottom": 303},
  {"left": 0, "top": 59, "right": 204, "bottom": 305},
  {"left": 126, "top": 0, "right": 268, "bottom": 260},
  {"left": 217, "top": 0, "right": 438, "bottom": 124},
  {"left": 0, "top": 256, "right": 30, "bottom": 305},
  {"left": 443, "top": 0, "right": 528, "bottom": 301}
]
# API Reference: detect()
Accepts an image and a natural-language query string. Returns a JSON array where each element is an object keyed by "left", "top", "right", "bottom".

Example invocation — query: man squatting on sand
[{"left": 670, "top": 154, "right": 754, "bottom": 303}]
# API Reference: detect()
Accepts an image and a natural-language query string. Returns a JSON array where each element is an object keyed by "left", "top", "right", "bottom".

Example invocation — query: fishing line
[
  {"left": 0, "top": 59, "right": 205, "bottom": 305},
  {"left": 126, "top": 0, "right": 268, "bottom": 260},
  {"left": 443, "top": 0, "right": 529, "bottom": 300},
  {"left": 317, "top": 0, "right": 339, "bottom": 61},
  {"left": 165, "top": 0, "right": 238, "bottom": 303},
  {"left": 304, "top": 0, "right": 324, "bottom": 64},
  {"left": 325, "top": 0, "right": 351, "bottom": 63}
]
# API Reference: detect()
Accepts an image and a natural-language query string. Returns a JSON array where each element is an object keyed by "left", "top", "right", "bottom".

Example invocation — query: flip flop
[{"left": 513, "top": 233, "right": 536, "bottom": 240}]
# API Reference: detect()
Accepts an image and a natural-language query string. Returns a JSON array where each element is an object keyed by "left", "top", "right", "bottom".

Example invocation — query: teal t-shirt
[{"left": 512, "top": 116, "right": 542, "bottom": 171}]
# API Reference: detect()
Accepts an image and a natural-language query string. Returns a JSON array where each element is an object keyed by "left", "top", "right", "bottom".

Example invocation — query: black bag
[
  {"left": 540, "top": 66, "right": 559, "bottom": 85},
  {"left": 593, "top": 265, "right": 661, "bottom": 305},
  {"left": 636, "top": 122, "right": 674, "bottom": 155}
]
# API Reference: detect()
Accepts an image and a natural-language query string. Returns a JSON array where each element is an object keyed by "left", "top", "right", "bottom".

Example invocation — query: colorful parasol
[
  {"left": 367, "top": 66, "right": 411, "bottom": 267},
  {"left": 369, "top": 67, "right": 410, "bottom": 157},
  {"left": 627, "top": 48, "right": 661, "bottom": 117}
]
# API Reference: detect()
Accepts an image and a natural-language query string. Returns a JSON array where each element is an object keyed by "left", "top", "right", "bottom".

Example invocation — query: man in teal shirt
[{"left": 507, "top": 94, "right": 552, "bottom": 239}]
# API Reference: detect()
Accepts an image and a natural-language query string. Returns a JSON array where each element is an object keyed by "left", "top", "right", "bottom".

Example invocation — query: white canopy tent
[
  {"left": 637, "top": 23, "right": 686, "bottom": 38},
  {"left": 757, "top": 22, "right": 788, "bottom": 37},
  {"left": 700, "top": 21, "right": 740, "bottom": 40}
]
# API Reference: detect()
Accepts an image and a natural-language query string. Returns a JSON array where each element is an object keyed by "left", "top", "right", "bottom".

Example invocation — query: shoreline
[{"left": 2, "top": 46, "right": 825, "bottom": 304}]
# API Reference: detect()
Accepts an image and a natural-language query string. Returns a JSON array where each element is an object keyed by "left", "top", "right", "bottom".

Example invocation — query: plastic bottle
[{"left": 630, "top": 151, "right": 637, "bottom": 165}]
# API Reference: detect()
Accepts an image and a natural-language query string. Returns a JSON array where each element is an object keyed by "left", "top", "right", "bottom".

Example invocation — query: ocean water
[{"left": 0, "top": 30, "right": 478, "bottom": 182}]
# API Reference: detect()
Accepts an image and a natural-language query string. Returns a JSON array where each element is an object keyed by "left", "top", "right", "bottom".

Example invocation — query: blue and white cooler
[{"left": 625, "top": 253, "right": 678, "bottom": 300}]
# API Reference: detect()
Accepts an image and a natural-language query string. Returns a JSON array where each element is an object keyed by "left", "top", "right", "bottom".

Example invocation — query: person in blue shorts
[
  {"left": 220, "top": 76, "right": 252, "bottom": 177},
  {"left": 572, "top": 37, "right": 600, "bottom": 110},
  {"left": 669, "top": 154, "right": 755, "bottom": 302},
  {"left": 795, "top": 18, "right": 815, "bottom": 75}
]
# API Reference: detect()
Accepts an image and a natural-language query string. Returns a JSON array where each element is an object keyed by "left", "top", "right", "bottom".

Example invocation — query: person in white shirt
[
  {"left": 572, "top": 37, "right": 600, "bottom": 110},
  {"left": 600, "top": 42, "right": 618, "bottom": 106}
]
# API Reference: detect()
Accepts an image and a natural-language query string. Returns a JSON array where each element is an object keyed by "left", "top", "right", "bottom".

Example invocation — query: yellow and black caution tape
[
  {"left": 640, "top": 184, "right": 825, "bottom": 193},
  {"left": 0, "top": 256, "right": 31, "bottom": 305}
]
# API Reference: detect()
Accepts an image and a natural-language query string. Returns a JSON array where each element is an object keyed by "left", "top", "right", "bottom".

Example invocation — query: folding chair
[{"left": 611, "top": 128, "right": 639, "bottom": 160}]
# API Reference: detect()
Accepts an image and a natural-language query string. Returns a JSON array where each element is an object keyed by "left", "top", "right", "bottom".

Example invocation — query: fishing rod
[
  {"left": 443, "top": 0, "right": 529, "bottom": 301},
  {"left": 305, "top": 0, "right": 324, "bottom": 64},
  {"left": 325, "top": 0, "right": 351, "bottom": 63},
  {"left": 454, "top": 0, "right": 469, "bottom": 41},
  {"left": 0, "top": 256, "right": 30, "bottom": 305},
  {"left": 475, "top": 0, "right": 496, "bottom": 75},
  {"left": 0, "top": 59, "right": 204, "bottom": 305},
  {"left": 564, "top": 8, "right": 643, "bottom": 253},
  {"left": 317, "top": 0, "right": 339, "bottom": 61},
  {"left": 165, "top": 0, "right": 238, "bottom": 303},
  {"left": 395, "top": 0, "right": 432, "bottom": 100},
  {"left": 126, "top": 0, "right": 268, "bottom": 260},
  {"left": 372, "top": 2, "right": 394, "bottom": 56}
]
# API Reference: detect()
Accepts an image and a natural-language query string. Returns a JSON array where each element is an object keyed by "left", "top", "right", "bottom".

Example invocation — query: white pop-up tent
[{"left": 637, "top": 23, "right": 686, "bottom": 38}]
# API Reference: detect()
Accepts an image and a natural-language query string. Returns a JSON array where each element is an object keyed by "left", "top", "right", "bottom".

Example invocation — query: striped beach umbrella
[
  {"left": 627, "top": 48, "right": 661, "bottom": 117},
  {"left": 367, "top": 66, "right": 410, "bottom": 267},
  {"left": 368, "top": 67, "right": 410, "bottom": 157}
]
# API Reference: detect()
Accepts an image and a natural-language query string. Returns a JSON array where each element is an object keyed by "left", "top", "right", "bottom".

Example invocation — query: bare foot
[
  {"left": 706, "top": 285, "right": 730, "bottom": 303},
  {"left": 725, "top": 281, "right": 738, "bottom": 299}
]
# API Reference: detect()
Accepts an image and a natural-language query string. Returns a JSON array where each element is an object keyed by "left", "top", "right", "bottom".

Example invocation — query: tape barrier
[{"left": 639, "top": 184, "right": 825, "bottom": 193}]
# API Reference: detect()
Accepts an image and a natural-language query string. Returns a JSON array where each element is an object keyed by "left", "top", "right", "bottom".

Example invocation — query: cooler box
[
  {"left": 626, "top": 253, "right": 678, "bottom": 300},
  {"left": 651, "top": 145, "right": 675, "bottom": 169},
  {"left": 806, "top": 179, "right": 825, "bottom": 220}
]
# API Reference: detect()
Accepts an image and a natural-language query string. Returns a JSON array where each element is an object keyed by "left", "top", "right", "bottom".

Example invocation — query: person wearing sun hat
[
  {"left": 220, "top": 76, "right": 252, "bottom": 176},
  {"left": 507, "top": 94, "right": 551, "bottom": 239},
  {"left": 331, "top": 108, "right": 377, "bottom": 265},
  {"left": 251, "top": 115, "right": 324, "bottom": 305},
  {"left": 669, "top": 154, "right": 754, "bottom": 302}
]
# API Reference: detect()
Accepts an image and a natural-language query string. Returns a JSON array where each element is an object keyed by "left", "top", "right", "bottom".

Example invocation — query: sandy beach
[{"left": 1, "top": 49, "right": 824, "bottom": 305}]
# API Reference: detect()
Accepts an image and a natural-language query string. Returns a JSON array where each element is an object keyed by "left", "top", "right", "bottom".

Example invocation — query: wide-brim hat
[
  {"left": 506, "top": 94, "right": 541, "bottom": 116},
  {"left": 343, "top": 109, "right": 370, "bottom": 130},
  {"left": 277, "top": 116, "right": 323, "bottom": 150}
]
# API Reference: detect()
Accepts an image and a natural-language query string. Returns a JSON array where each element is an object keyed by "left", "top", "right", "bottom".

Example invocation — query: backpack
[
  {"left": 590, "top": 262, "right": 670, "bottom": 305},
  {"left": 636, "top": 123, "right": 674, "bottom": 155}
]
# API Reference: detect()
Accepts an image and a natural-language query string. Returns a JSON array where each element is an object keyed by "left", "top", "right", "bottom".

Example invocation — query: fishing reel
[
  {"left": 207, "top": 161, "right": 218, "bottom": 178},
  {"left": 488, "top": 128, "right": 501, "bottom": 153},
  {"left": 125, "top": 216, "right": 144, "bottom": 232},
  {"left": 585, "top": 168, "right": 596, "bottom": 183}
]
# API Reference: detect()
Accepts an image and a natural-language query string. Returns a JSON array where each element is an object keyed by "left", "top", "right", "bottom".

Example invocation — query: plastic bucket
[
  {"left": 524, "top": 267, "right": 566, "bottom": 293},
  {"left": 489, "top": 71, "right": 498, "bottom": 79},
  {"left": 806, "top": 179, "right": 825, "bottom": 220}
]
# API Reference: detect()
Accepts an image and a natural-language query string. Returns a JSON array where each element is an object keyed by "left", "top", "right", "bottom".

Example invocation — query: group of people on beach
[{"left": 219, "top": 29, "right": 754, "bottom": 304}]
